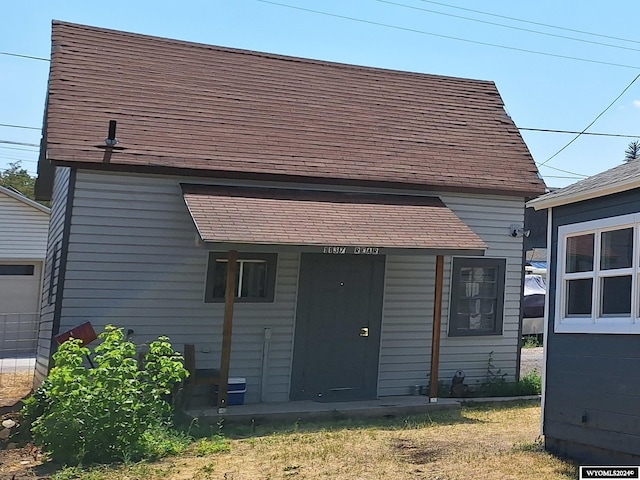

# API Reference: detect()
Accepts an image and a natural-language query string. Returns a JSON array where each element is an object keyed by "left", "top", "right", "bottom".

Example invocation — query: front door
[{"left": 290, "top": 253, "right": 385, "bottom": 402}]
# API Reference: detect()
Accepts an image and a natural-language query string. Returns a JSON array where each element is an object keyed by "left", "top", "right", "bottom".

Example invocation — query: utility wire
[
  {"left": 380, "top": 0, "right": 640, "bottom": 54},
  {"left": 419, "top": 0, "right": 640, "bottom": 46},
  {"left": 0, "top": 123, "right": 41, "bottom": 130},
  {"left": 538, "top": 73, "right": 640, "bottom": 167},
  {"left": 0, "top": 140, "right": 40, "bottom": 147},
  {"left": 256, "top": 1, "right": 640, "bottom": 70},
  {"left": 538, "top": 163, "right": 588, "bottom": 178},
  {"left": 519, "top": 128, "right": 640, "bottom": 138},
  {"left": 0, "top": 52, "right": 50, "bottom": 62}
]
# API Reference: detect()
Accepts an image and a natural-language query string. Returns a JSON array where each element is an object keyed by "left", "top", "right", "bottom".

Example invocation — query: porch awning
[{"left": 181, "top": 184, "right": 487, "bottom": 254}]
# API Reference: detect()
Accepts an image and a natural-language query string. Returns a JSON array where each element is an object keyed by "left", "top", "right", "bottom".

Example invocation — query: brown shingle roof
[
  {"left": 45, "top": 21, "right": 545, "bottom": 196},
  {"left": 181, "top": 185, "right": 488, "bottom": 251}
]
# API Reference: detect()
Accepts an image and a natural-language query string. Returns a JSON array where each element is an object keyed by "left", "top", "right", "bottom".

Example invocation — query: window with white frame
[
  {"left": 556, "top": 213, "right": 640, "bottom": 333},
  {"left": 204, "top": 252, "right": 277, "bottom": 303}
]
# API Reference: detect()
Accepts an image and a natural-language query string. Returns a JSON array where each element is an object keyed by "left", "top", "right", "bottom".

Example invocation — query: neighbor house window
[
  {"left": 556, "top": 213, "right": 640, "bottom": 333},
  {"left": 448, "top": 257, "right": 506, "bottom": 336},
  {"left": 204, "top": 253, "right": 277, "bottom": 303},
  {"left": 0, "top": 264, "right": 35, "bottom": 275}
]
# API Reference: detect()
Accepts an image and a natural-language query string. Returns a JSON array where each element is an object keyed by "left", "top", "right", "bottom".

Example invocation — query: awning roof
[{"left": 181, "top": 185, "right": 487, "bottom": 254}]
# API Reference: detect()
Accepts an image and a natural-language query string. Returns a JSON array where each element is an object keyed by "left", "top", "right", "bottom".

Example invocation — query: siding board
[
  {"left": 544, "top": 189, "right": 640, "bottom": 462},
  {"left": 35, "top": 167, "right": 71, "bottom": 385},
  {"left": 57, "top": 171, "right": 299, "bottom": 403},
  {"left": 377, "top": 193, "right": 526, "bottom": 395},
  {"left": 53, "top": 170, "right": 526, "bottom": 403}
]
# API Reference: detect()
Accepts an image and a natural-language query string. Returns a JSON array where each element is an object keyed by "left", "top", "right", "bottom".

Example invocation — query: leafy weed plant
[{"left": 23, "top": 325, "right": 189, "bottom": 465}]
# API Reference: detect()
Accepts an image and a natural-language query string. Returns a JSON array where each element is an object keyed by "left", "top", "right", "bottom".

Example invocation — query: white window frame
[{"left": 555, "top": 212, "right": 640, "bottom": 333}]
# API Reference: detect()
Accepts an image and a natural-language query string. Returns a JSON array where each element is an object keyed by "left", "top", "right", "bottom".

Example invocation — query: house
[
  {"left": 34, "top": 21, "right": 546, "bottom": 407},
  {"left": 528, "top": 160, "right": 640, "bottom": 464},
  {"left": 0, "top": 185, "right": 50, "bottom": 356}
]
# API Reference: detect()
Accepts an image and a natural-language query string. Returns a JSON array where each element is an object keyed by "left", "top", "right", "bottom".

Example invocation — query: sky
[{"left": 3, "top": 1, "right": 640, "bottom": 190}]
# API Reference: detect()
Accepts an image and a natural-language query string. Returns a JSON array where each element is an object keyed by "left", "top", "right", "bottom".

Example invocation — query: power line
[
  {"left": 543, "top": 175, "right": 586, "bottom": 180},
  {"left": 256, "top": 1, "right": 640, "bottom": 70},
  {"left": 538, "top": 73, "right": 640, "bottom": 167},
  {"left": 419, "top": 0, "right": 640, "bottom": 46},
  {"left": 380, "top": 0, "right": 640, "bottom": 54},
  {"left": 0, "top": 51, "right": 49, "bottom": 62},
  {"left": 0, "top": 123, "right": 41, "bottom": 130},
  {"left": 538, "top": 163, "right": 588, "bottom": 178},
  {"left": 0, "top": 140, "right": 40, "bottom": 147},
  {"left": 519, "top": 128, "right": 640, "bottom": 138}
]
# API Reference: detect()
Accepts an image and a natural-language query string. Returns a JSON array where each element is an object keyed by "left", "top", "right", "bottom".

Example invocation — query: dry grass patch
[
  {"left": 168, "top": 401, "right": 574, "bottom": 480},
  {"left": 5, "top": 400, "right": 577, "bottom": 479},
  {"left": 0, "top": 371, "right": 33, "bottom": 407}
]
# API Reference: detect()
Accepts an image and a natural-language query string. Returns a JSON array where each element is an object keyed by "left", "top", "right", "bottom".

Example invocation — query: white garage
[{"left": 0, "top": 186, "right": 50, "bottom": 356}]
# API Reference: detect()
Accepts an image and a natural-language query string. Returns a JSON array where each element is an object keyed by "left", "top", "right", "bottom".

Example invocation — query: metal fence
[{"left": 0, "top": 313, "right": 38, "bottom": 407}]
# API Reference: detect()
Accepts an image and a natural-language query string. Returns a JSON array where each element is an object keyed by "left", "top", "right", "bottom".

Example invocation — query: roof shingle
[
  {"left": 45, "top": 21, "right": 545, "bottom": 196},
  {"left": 181, "top": 185, "right": 488, "bottom": 250}
]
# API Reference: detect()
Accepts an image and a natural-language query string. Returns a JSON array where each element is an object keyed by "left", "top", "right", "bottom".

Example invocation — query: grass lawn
[{"left": 4, "top": 400, "right": 577, "bottom": 480}]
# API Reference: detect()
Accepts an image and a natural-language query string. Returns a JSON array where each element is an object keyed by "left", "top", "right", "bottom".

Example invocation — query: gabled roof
[
  {"left": 527, "top": 160, "right": 640, "bottom": 210},
  {"left": 0, "top": 185, "right": 50, "bottom": 214},
  {"left": 43, "top": 21, "right": 545, "bottom": 196}
]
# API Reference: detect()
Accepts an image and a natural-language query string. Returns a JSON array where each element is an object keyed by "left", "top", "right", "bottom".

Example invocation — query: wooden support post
[
  {"left": 217, "top": 249, "right": 238, "bottom": 411},
  {"left": 429, "top": 255, "right": 444, "bottom": 401}
]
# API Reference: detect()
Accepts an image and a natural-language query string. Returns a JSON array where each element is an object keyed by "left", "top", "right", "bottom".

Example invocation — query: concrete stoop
[{"left": 184, "top": 396, "right": 462, "bottom": 425}]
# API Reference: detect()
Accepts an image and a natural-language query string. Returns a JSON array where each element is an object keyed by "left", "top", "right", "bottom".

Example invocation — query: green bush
[
  {"left": 23, "top": 325, "right": 189, "bottom": 465},
  {"left": 518, "top": 369, "right": 542, "bottom": 395},
  {"left": 473, "top": 369, "right": 542, "bottom": 397}
]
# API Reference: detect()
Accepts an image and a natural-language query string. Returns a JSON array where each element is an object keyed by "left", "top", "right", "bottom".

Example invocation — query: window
[
  {"left": 204, "top": 253, "right": 277, "bottom": 303},
  {"left": 449, "top": 257, "right": 506, "bottom": 336},
  {"left": 556, "top": 213, "right": 640, "bottom": 333},
  {"left": 0, "top": 264, "right": 35, "bottom": 275},
  {"left": 48, "top": 241, "right": 62, "bottom": 305}
]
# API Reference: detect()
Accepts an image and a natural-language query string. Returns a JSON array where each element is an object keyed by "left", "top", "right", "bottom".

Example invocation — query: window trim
[
  {"left": 204, "top": 252, "right": 277, "bottom": 303},
  {"left": 555, "top": 212, "right": 640, "bottom": 334},
  {"left": 448, "top": 256, "right": 506, "bottom": 337}
]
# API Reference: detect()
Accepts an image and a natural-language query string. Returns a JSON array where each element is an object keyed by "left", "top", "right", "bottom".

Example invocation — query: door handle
[{"left": 360, "top": 327, "right": 369, "bottom": 337}]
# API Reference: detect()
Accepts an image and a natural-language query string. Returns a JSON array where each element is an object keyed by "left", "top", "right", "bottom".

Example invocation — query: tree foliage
[
  {"left": 0, "top": 161, "right": 36, "bottom": 199},
  {"left": 624, "top": 140, "right": 640, "bottom": 163}
]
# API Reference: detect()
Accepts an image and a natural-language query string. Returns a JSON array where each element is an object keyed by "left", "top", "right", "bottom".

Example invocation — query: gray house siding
[
  {"left": 55, "top": 170, "right": 299, "bottom": 403},
  {"left": 35, "top": 167, "right": 72, "bottom": 385},
  {"left": 355, "top": 193, "right": 527, "bottom": 396},
  {"left": 545, "top": 189, "right": 640, "bottom": 463},
  {"left": 45, "top": 170, "right": 527, "bottom": 403}
]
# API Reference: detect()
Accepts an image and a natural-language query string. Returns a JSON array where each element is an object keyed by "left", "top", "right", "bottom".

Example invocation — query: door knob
[{"left": 360, "top": 327, "right": 369, "bottom": 337}]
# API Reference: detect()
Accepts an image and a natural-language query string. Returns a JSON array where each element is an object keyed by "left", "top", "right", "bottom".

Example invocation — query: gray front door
[{"left": 290, "top": 253, "right": 385, "bottom": 402}]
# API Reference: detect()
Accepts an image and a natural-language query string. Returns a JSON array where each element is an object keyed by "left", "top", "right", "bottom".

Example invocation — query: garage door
[{"left": 0, "top": 262, "right": 42, "bottom": 356}]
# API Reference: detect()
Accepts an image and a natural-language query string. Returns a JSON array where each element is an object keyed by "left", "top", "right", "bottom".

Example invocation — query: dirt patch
[
  {"left": 392, "top": 437, "right": 452, "bottom": 464},
  {"left": 0, "top": 372, "right": 33, "bottom": 408},
  {"left": 0, "top": 445, "right": 54, "bottom": 480}
]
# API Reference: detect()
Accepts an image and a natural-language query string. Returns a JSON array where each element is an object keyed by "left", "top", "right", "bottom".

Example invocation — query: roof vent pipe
[{"left": 105, "top": 120, "right": 118, "bottom": 146}]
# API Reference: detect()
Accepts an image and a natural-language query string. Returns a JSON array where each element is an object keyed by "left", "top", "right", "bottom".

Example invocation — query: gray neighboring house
[
  {"left": 529, "top": 160, "right": 640, "bottom": 465},
  {"left": 34, "top": 22, "right": 546, "bottom": 405},
  {"left": 0, "top": 185, "right": 50, "bottom": 356}
]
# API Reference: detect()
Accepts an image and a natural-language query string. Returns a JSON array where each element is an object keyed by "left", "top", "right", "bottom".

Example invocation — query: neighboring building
[
  {"left": 0, "top": 185, "right": 50, "bottom": 356},
  {"left": 34, "top": 21, "right": 545, "bottom": 405},
  {"left": 529, "top": 160, "right": 640, "bottom": 464}
]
